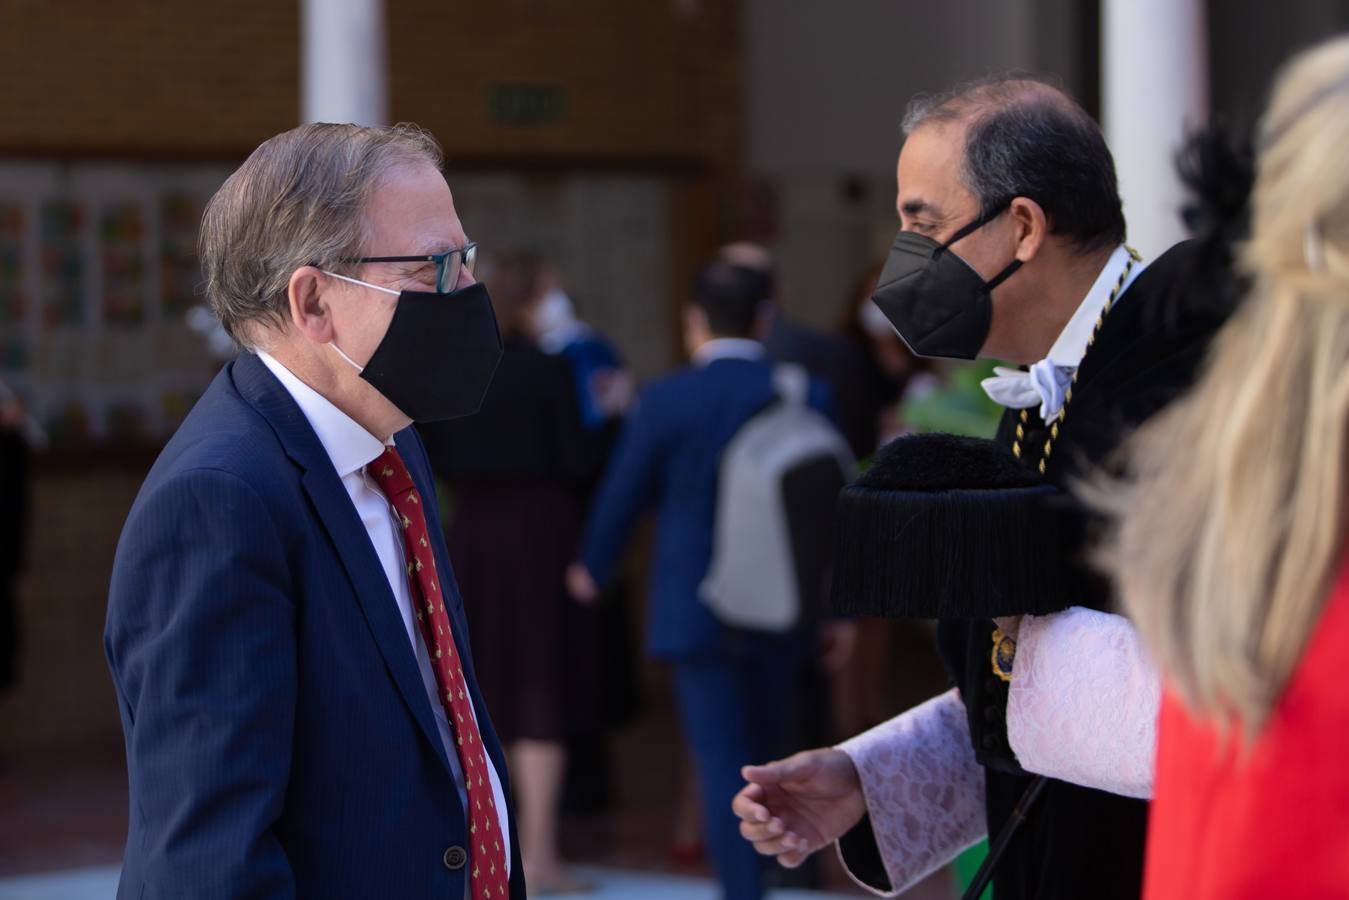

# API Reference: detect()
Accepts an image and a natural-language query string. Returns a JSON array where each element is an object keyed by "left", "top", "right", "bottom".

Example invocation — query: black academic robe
[{"left": 841, "top": 240, "right": 1233, "bottom": 900}]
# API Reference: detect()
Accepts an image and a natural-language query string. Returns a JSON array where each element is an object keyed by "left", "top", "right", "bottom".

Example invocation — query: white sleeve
[
  {"left": 1006, "top": 607, "right": 1160, "bottom": 799},
  {"left": 835, "top": 688, "right": 988, "bottom": 897}
]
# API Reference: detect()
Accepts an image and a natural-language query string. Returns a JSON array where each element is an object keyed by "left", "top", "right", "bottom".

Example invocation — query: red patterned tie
[{"left": 367, "top": 446, "right": 510, "bottom": 900}]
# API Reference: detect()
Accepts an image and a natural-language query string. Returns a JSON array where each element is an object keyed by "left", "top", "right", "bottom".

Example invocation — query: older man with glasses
[{"left": 104, "top": 122, "right": 523, "bottom": 900}]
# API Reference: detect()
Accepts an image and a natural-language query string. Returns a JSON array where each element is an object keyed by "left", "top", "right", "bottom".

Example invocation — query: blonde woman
[{"left": 1109, "top": 36, "right": 1349, "bottom": 899}]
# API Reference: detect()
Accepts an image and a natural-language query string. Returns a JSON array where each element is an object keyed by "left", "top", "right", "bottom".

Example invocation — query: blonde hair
[
  {"left": 1109, "top": 36, "right": 1349, "bottom": 732},
  {"left": 199, "top": 122, "right": 443, "bottom": 349}
]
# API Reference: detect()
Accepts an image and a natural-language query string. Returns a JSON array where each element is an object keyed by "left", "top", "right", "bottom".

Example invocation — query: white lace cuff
[
  {"left": 1006, "top": 607, "right": 1159, "bottom": 799},
  {"left": 836, "top": 689, "right": 987, "bottom": 896}
]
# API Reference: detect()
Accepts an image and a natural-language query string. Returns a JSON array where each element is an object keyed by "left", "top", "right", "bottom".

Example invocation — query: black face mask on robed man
[{"left": 871, "top": 202, "right": 1022, "bottom": 360}]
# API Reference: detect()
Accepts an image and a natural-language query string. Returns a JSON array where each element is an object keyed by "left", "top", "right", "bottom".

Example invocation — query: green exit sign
[{"left": 488, "top": 84, "right": 566, "bottom": 127}]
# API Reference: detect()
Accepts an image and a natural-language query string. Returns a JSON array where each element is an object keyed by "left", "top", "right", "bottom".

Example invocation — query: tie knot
[{"left": 367, "top": 445, "right": 416, "bottom": 497}]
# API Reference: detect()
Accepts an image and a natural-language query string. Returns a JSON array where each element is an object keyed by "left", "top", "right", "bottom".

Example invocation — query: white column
[
  {"left": 301, "top": 0, "right": 388, "bottom": 126},
  {"left": 1103, "top": 0, "right": 1208, "bottom": 260}
]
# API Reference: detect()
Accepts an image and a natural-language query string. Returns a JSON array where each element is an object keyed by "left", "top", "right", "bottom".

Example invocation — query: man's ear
[
  {"left": 1008, "top": 196, "right": 1048, "bottom": 264},
  {"left": 684, "top": 303, "right": 708, "bottom": 335},
  {"left": 287, "top": 265, "right": 336, "bottom": 343},
  {"left": 683, "top": 303, "right": 710, "bottom": 357}
]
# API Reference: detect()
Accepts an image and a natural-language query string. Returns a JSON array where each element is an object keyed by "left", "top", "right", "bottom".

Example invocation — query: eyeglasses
[{"left": 346, "top": 243, "right": 478, "bottom": 293}]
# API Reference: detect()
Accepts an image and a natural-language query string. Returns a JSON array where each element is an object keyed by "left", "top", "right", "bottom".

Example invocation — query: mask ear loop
[
  {"left": 938, "top": 199, "right": 1023, "bottom": 289},
  {"left": 318, "top": 269, "right": 400, "bottom": 373},
  {"left": 330, "top": 342, "right": 366, "bottom": 374},
  {"left": 321, "top": 269, "right": 401, "bottom": 296},
  {"left": 985, "top": 258, "right": 1024, "bottom": 290},
  {"left": 938, "top": 199, "right": 1015, "bottom": 254}
]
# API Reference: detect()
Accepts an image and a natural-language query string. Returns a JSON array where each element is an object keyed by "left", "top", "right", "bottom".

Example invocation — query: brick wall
[
  {"left": 0, "top": 0, "right": 743, "bottom": 171},
  {"left": 0, "top": 0, "right": 300, "bottom": 157},
  {"left": 389, "top": 0, "right": 742, "bottom": 166}
]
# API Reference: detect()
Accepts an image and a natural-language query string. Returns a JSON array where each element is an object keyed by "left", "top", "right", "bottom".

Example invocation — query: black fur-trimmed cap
[{"left": 830, "top": 433, "right": 1080, "bottom": 619}]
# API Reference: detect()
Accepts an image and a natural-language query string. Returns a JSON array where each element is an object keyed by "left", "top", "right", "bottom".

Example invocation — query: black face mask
[
  {"left": 331, "top": 278, "right": 503, "bottom": 423},
  {"left": 870, "top": 204, "right": 1022, "bottom": 360}
]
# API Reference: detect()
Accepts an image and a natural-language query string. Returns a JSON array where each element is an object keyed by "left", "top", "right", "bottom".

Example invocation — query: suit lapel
[{"left": 232, "top": 353, "right": 455, "bottom": 778}]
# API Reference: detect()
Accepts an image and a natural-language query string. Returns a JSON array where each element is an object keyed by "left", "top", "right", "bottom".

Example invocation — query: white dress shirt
[
  {"left": 972, "top": 248, "right": 1161, "bottom": 804},
  {"left": 256, "top": 352, "right": 511, "bottom": 866},
  {"left": 693, "top": 337, "right": 766, "bottom": 366},
  {"left": 982, "top": 244, "right": 1147, "bottom": 422}
]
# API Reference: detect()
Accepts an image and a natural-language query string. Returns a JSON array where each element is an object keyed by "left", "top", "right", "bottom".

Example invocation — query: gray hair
[
  {"left": 901, "top": 73, "right": 1126, "bottom": 253},
  {"left": 199, "top": 122, "right": 444, "bottom": 349}
]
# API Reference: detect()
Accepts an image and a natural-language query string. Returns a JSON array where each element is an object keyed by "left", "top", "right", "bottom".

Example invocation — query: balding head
[
  {"left": 717, "top": 241, "right": 775, "bottom": 274},
  {"left": 902, "top": 74, "right": 1126, "bottom": 254},
  {"left": 903, "top": 76, "right": 1075, "bottom": 131}
]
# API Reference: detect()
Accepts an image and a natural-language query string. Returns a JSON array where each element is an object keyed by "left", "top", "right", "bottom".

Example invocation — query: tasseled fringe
[{"left": 828, "top": 433, "right": 1087, "bottom": 619}]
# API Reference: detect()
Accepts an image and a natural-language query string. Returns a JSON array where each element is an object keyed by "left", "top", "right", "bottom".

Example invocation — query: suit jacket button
[
  {"left": 984, "top": 677, "right": 1001, "bottom": 693},
  {"left": 444, "top": 846, "right": 467, "bottom": 870},
  {"left": 983, "top": 705, "right": 1000, "bottom": 723},
  {"left": 982, "top": 734, "right": 999, "bottom": 750}
]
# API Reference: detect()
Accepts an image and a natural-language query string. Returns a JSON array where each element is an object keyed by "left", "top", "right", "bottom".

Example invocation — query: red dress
[{"left": 1144, "top": 557, "right": 1349, "bottom": 899}]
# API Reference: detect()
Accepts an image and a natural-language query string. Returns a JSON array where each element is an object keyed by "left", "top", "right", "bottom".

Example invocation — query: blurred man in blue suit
[
  {"left": 104, "top": 123, "right": 524, "bottom": 900},
  {"left": 568, "top": 259, "right": 838, "bottom": 900}
]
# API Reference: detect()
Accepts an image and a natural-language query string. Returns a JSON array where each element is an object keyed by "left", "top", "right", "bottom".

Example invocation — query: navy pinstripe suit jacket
[{"left": 105, "top": 352, "right": 525, "bottom": 899}]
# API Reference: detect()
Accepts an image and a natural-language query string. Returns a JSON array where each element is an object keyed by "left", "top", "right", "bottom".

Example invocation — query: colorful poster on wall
[
  {"left": 0, "top": 203, "right": 25, "bottom": 329},
  {"left": 0, "top": 336, "right": 26, "bottom": 373},
  {"left": 0, "top": 163, "right": 234, "bottom": 447},
  {"left": 105, "top": 398, "right": 149, "bottom": 442},
  {"left": 40, "top": 199, "right": 85, "bottom": 328},
  {"left": 160, "top": 192, "right": 202, "bottom": 321},
  {"left": 0, "top": 203, "right": 27, "bottom": 375},
  {"left": 44, "top": 397, "right": 94, "bottom": 446},
  {"left": 99, "top": 201, "right": 147, "bottom": 326}
]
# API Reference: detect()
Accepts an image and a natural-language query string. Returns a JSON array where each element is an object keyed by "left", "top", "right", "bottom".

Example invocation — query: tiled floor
[
  {"left": 0, "top": 864, "right": 874, "bottom": 900},
  {"left": 0, "top": 866, "right": 120, "bottom": 900}
]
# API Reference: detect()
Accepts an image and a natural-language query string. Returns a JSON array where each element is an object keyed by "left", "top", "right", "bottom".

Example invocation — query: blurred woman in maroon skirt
[{"left": 420, "top": 252, "right": 609, "bottom": 894}]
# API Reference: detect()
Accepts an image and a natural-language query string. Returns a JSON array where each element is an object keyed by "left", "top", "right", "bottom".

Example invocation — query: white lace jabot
[{"left": 982, "top": 245, "right": 1145, "bottom": 422}]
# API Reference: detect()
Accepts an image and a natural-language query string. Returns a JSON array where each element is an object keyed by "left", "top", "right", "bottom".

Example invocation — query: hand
[
  {"left": 818, "top": 620, "right": 858, "bottom": 674},
  {"left": 0, "top": 381, "right": 23, "bottom": 429},
  {"left": 733, "top": 748, "right": 866, "bottom": 869},
  {"left": 566, "top": 563, "right": 599, "bottom": 606},
  {"left": 592, "top": 369, "right": 636, "bottom": 417}
]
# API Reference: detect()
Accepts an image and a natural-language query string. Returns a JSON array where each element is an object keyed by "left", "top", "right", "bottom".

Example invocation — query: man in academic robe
[{"left": 732, "top": 75, "right": 1234, "bottom": 900}]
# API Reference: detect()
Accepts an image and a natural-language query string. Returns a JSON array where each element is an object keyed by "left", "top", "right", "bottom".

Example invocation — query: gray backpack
[{"left": 699, "top": 365, "right": 855, "bottom": 632}]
